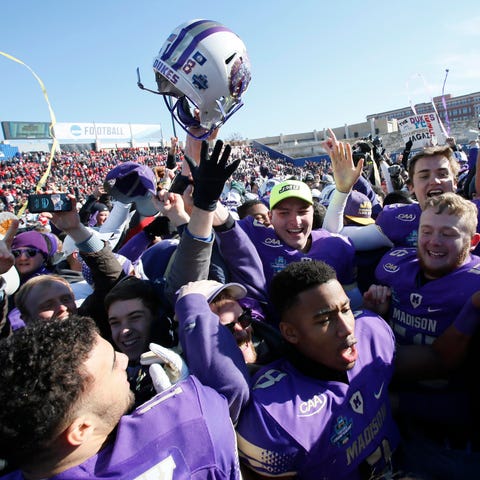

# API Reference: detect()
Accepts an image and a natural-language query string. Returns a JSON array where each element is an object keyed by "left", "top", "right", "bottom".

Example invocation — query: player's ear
[
  {"left": 470, "top": 233, "right": 480, "bottom": 250},
  {"left": 64, "top": 415, "right": 95, "bottom": 446},
  {"left": 279, "top": 320, "right": 298, "bottom": 345}
]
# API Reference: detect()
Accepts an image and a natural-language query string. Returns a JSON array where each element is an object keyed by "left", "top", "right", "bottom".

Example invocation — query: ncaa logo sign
[{"left": 70, "top": 125, "right": 82, "bottom": 136}]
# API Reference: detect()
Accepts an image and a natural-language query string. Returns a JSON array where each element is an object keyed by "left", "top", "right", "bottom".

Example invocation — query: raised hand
[
  {"left": 322, "top": 128, "right": 363, "bottom": 194},
  {"left": 184, "top": 140, "right": 238, "bottom": 211}
]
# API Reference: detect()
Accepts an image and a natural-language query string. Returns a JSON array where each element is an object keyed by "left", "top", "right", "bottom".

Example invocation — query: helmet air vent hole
[{"left": 225, "top": 53, "right": 236, "bottom": 64}]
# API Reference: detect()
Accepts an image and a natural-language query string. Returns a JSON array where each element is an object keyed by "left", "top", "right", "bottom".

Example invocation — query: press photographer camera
[{"left": 387, "top": 164, "right": 406, "bottom": 191}]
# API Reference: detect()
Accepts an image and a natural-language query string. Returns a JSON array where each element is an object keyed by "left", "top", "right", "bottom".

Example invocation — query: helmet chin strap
[
  {"left": 163, "top": 96, "right": 212, "bottom": 140},
  {"left": 161, "top": 93, "right": 245, "bottom": 140}
]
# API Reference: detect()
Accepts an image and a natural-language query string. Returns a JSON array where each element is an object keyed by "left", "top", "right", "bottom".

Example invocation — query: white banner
[
  {"left": 53, "top": 123, "right": 161, "bottom": 141},
  {"left": 397, "top": 113, "right": 446, "bottom": 149}
]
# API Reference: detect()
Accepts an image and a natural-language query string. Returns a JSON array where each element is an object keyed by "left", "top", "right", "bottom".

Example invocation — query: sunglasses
[
  {"left": 224, "top": 308, "right": 252, "bottom": 333},
  {"left": 12, "top": 248, "right": 42, "bottom": 258}
]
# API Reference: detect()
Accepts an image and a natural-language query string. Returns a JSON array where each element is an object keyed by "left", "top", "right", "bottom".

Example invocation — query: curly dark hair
[
  {"left": 0, "top": 315, "right": 98, "bottom": 466},
  {"left": 269, "top": 260, "right": 337, "bottom": 318}
]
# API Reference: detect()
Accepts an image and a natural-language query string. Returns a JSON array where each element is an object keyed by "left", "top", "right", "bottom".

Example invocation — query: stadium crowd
[{"left": 2, "top": 18, "right": 480, "bottom": 480}]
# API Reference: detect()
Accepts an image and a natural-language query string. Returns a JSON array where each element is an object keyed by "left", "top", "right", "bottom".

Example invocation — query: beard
[
  {"left": 91, "top": 388, "right": 135, "bottom": 433},
  {"left": 418, "top": 243, "right": 471, "bottom": 279}
]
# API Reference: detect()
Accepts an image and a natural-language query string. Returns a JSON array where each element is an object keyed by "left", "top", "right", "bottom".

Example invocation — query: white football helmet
[{"left": 153, "top": 19, "right": 251, "bottom": 139}]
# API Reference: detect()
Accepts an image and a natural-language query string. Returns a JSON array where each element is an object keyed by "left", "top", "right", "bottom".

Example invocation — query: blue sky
[{"left": 1, "top": 0, "right": 479, "bottom": 142}]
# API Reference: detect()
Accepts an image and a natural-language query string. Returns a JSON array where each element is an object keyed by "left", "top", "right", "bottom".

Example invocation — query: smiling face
[
  {"left": 24, "top": 279, "right": 77, "bottom": 322},
  {"left": 209, "top": 297, "right": 257, "bottom": 364},
  {"left": 410, "top": 155, "right": 457, "bottom": 208},
  {"left": 418, "top": 207, "right": 476, "bottom": 279},
  {"left": 14, "top": 248, "right": 46, "bottom": 278},
  {"left": 270, "top": 198, "right": 314, "bottom": 251},
  {"left": 107, "top": 298, "right": 154, "bottom": 362},
  {"left": 280, "top": 279, "right": 357, "bottom": 371},
  {"left": 247, "top": 202, "right": 271, "bottom": 227},
  {"left": 96, "top": 210, "right": 110, "bottom": 226}
]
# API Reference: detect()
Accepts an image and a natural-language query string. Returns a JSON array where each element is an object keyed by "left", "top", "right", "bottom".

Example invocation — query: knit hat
[
  {"left": 344, "top": 190, "right": 374, "bottom": 225},
  {"left": 11, "top": 231, "right": 49, "bottom": 257},
  {"left": 269, "top": 180, "right": 313, "bottom": 210}
]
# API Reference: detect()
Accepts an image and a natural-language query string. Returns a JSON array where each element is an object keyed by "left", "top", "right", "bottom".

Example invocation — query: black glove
[
  {"left": 166, "top": 152, "right": 177, "bottom": 170},
  {"left": 404, "top": 139, "right": 413, "bottom": 152},
  {"left": 144, "top": 215, "right": 172, "bottom": 240},
  {"left": 169, "top": 173, "right": 192, "bottom": 195},
  {"left": 184, "top": 140, "right": 238, "bottom": 211}
]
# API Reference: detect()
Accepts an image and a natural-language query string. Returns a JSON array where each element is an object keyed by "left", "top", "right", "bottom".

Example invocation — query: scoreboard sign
[{"left": 1, "top": 122, "right": 51, "bottom": 139}]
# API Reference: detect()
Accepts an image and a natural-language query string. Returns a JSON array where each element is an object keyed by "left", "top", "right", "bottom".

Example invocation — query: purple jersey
[
  {"left": 236, "top": 313, "right": 399, "bottom": 480},
  {"left": 375, "top": 203, "right": 422, "bottom": 247},
  {"left": 218, "top": 217, "right": 357, "bottom": 287},
  {"left": 376, "top": 200, "right": 480, "bottom": 255},
  {"left": 2, "top": 376, "right": 240, "bottom": 480},
  {"left": 375, "top": 248, "right": 480, "bottom": 345}
]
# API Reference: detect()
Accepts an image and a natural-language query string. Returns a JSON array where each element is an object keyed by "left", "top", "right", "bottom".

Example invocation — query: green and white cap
[{"left": 269, "top": 180, "right": 313, "bottom": 210}]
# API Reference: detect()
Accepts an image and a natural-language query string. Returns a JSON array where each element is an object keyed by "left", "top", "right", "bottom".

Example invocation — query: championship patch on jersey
[
  {"left": 405, "top": 230, "right": 418, "bottom": 246},
  {"left": 270, "top": 256, "right": 288, "bottom": 274},
  {"left": 330, "top": 416, "right": 353, "bottom": 447}
]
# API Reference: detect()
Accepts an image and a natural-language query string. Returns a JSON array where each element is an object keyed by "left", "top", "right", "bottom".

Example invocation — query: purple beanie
[{"left": 11, "top": 231, "right": 49, "bottom": 256}]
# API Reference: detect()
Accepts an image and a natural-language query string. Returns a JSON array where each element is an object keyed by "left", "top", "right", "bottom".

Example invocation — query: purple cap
[
  {"left": 105, "top": 162, "right": 158, "bottom": 217},
  {"left": 344, "top": 190, "right": 374, "bottom": 225}
]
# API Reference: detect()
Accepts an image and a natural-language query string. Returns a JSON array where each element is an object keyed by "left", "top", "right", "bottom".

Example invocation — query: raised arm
[{"left": 321, "top": 129, "right": 363, "bottom": 233}]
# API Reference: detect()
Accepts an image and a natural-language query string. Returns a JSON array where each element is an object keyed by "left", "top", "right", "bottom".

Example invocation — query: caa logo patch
[
  {"left": 383, "top": 263, "right": 399, "bottom": 273},
  {"left": 263, "top": 237, "right": 282, "bottom": 247},
  {"left": 298, "top": 393, "right": 327, "bottom": 417},
  {"left": 396, "top": 213, "right": 416, "bottom": 222}
]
